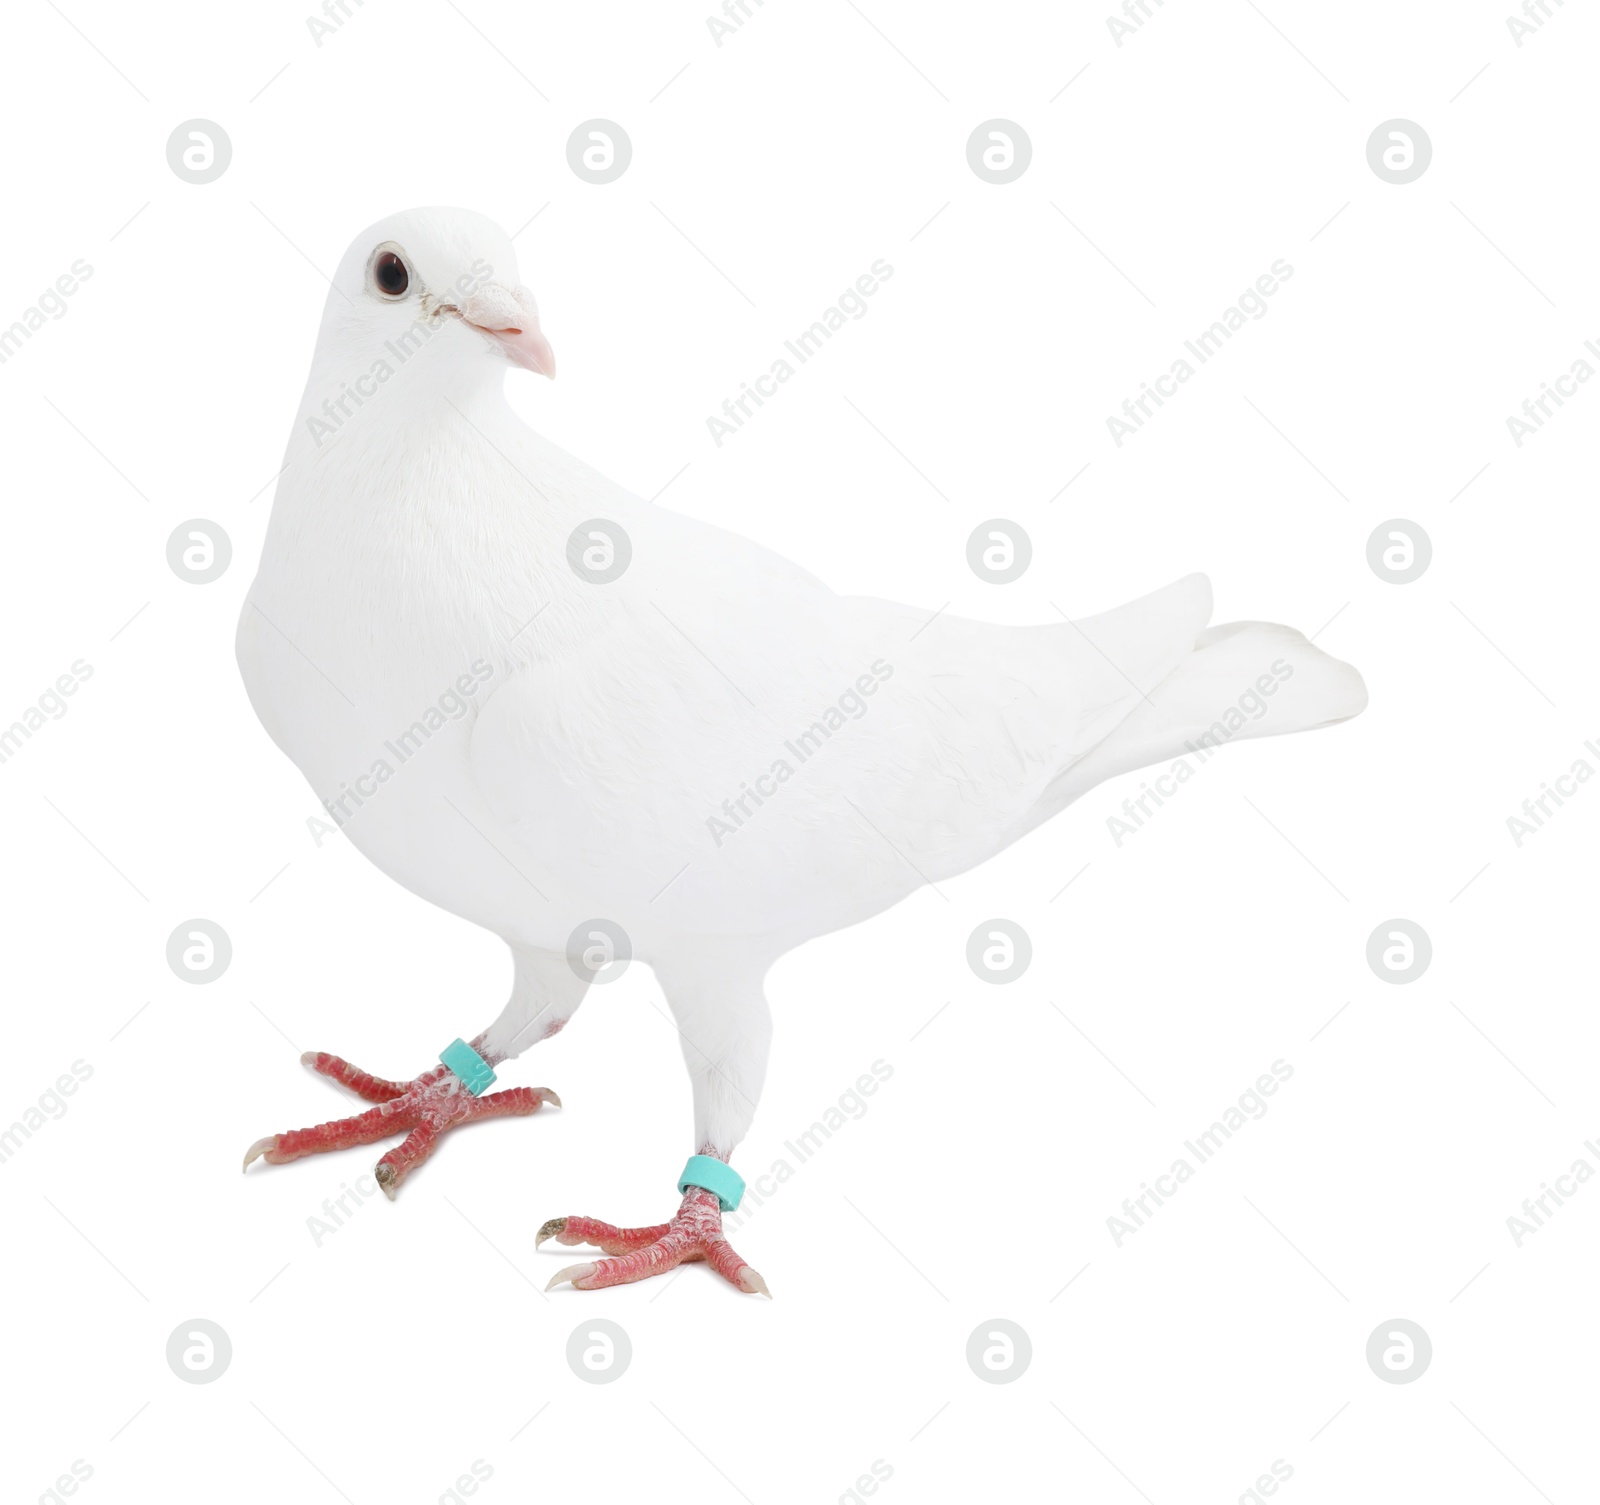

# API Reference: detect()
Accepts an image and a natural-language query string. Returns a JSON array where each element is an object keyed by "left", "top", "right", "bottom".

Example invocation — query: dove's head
[{"left": 312, "top": 207, "right": 555, "bottom": 385}]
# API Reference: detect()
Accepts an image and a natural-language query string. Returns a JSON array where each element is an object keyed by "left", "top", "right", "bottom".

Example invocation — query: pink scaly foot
[
  {"left": 242, "top": 1050, "right": 559, "bottom": 1198},
  {"left": 538, "top": 1186, "right": 770, "bottom": 1296}
]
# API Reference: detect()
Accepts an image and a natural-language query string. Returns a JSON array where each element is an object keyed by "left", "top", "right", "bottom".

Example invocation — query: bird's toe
[
  {"left": 242, "top": 1135, "right": 281, "bottom": 1172},
  {"left": 546, "top": 1261, "right": 598, "bottom": 1292},
  {"left": 535, "top": 1217, "right": 566, "bottom": 1249},
  {"left": 737, "top": 1266, "right": 771, "bottom": 1298}
]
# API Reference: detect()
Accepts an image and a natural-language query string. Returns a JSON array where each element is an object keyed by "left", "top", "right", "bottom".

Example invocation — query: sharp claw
[
  {"left": 242, "top": 1135, "right": 280, "bottom": 1172},
  {"left": 375, "top": 1161, "right": 398, "bottom": 1201},
  {"left": 547, "top": 1261, "right": 597, "bottom": 1292},
  {"left": 538, "top": 1088, "right": 562, "bottom": 1109},
  {"left": 536, "top": 1217, "right": 566, "bottom": 1249},
  {"left": 738, "top": 1267, "right": 771, "bottom": 1298}
]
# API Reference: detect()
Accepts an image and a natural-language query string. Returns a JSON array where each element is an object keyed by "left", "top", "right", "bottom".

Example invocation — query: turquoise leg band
[
  {"left": 439, "top": 1038, "right": 496, "bottom": 1096},
  {"left": 678, "top": 1154, "right": 744, "bottom": 1212}
]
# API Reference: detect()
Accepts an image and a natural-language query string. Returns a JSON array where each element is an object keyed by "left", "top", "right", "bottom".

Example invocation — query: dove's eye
[{"left": 371, "top": 250, "right": 410, "bottom": 299}]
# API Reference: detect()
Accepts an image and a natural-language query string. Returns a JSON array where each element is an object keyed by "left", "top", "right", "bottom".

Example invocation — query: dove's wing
[
  {"left": 468, "top": 494, "right": 1211, "bottom": 940},
  {"left": 816, "top": 571, "right": 1213, "bottom": 874}
]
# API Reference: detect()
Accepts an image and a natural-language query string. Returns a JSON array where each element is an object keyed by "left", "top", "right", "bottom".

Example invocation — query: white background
[{"left": 3, "top": 1, "right": 1597, "bottom": 1501}]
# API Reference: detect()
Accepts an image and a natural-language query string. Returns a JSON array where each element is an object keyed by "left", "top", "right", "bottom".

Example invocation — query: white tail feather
[{"left": 1020, "top": 620, "right": 1366, "bottom": 832}]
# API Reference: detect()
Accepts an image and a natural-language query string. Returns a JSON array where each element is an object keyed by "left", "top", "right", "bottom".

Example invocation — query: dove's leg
[
  {"left": 243, "top": 946, "right": 585, "bottom": 1197},
  {"left": 541, "top": 954, "right": 772, "bottom": 1295}
]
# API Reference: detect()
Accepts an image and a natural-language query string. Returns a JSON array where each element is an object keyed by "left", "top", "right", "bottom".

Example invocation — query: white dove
[{"left": 239, "top": 207, "right": 1366, "bottom": 1295}]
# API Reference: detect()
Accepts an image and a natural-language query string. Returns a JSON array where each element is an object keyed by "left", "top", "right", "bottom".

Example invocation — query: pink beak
[{"left": 455, "top": 284, "right": 556, "bottom": 378}]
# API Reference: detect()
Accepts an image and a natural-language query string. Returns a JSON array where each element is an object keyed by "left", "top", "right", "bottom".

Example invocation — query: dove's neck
[
  {"left": 258, "top": 351, "right": 585, "bottom": 675},
  {"left": 289, "top": 329, "right": 514, "bottom": 466}
]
